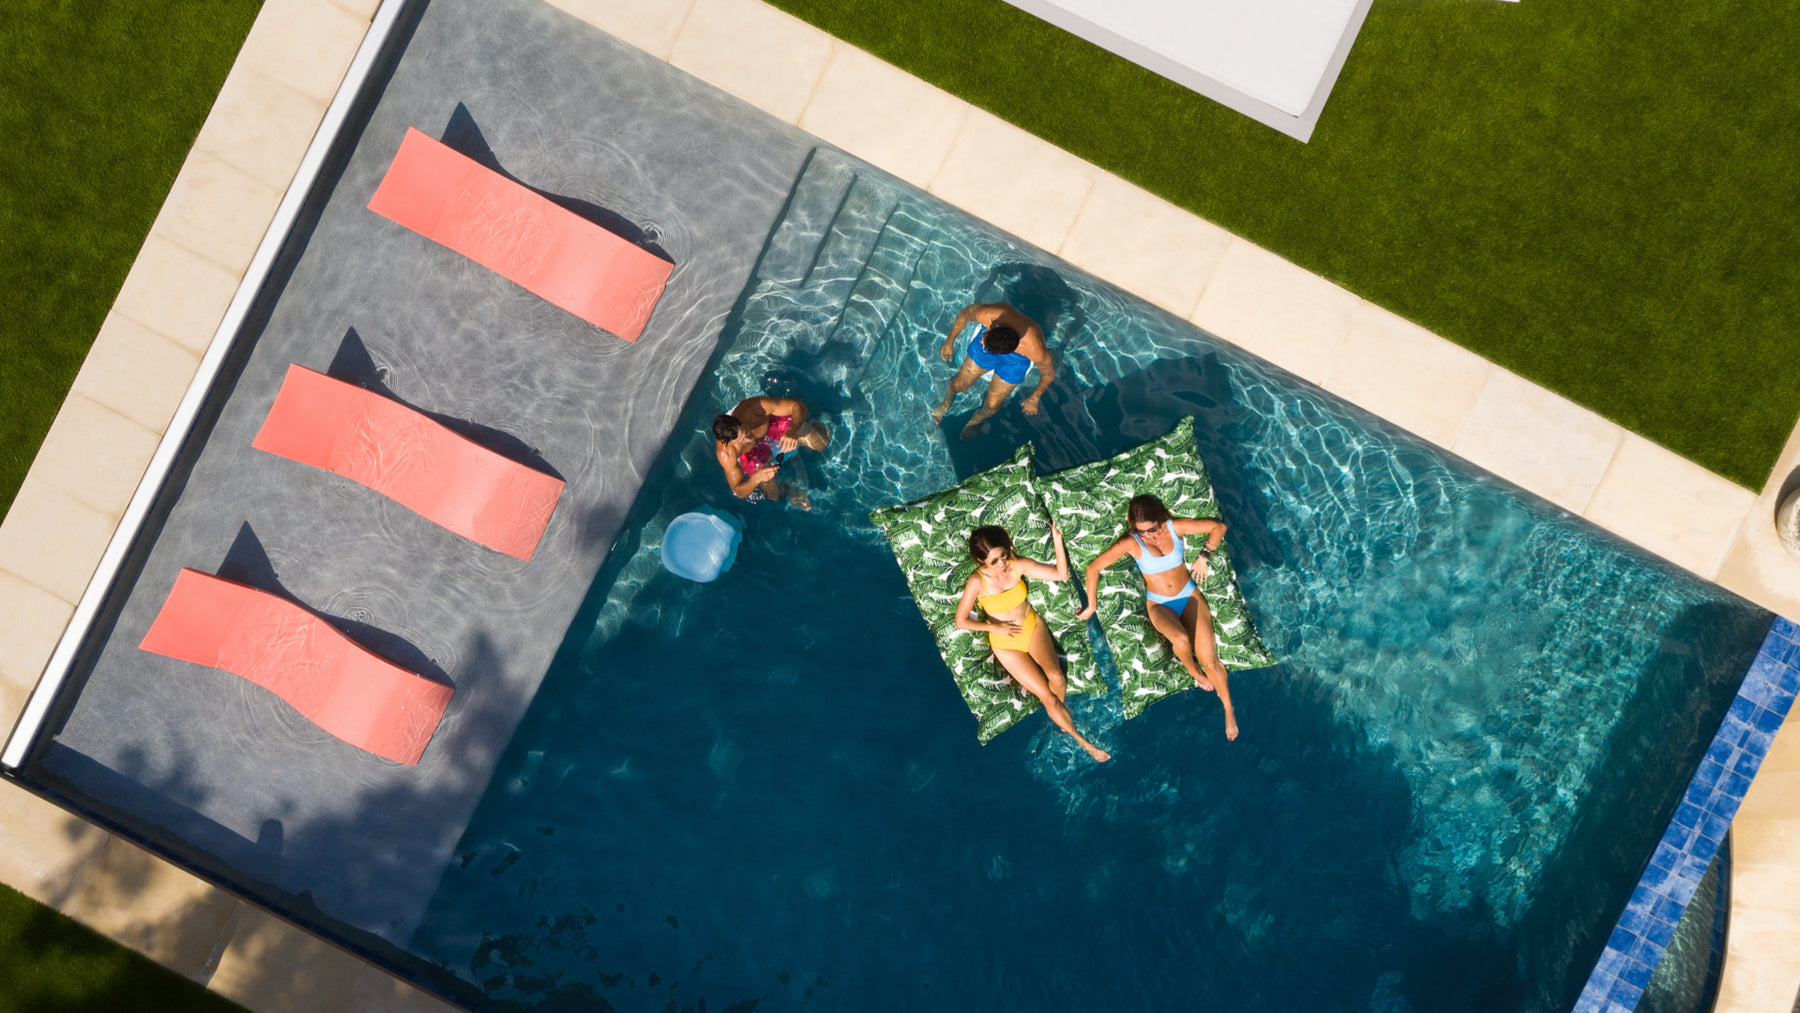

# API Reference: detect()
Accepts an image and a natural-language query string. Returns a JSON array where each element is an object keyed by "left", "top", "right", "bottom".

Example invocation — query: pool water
[{"left": 406, "top": 150, "right": 1769, "bottom": 1012}]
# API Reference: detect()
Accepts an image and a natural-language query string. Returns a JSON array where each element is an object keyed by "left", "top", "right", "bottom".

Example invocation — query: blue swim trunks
[{"left": 965, "top": 325, "right": 1032, "bottom": 386}]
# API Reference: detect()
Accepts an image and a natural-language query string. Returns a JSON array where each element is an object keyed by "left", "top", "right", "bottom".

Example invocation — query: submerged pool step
[
  {"left": 754, "top": 148, "right": 856, "bottom": 286},
  {"left": 819, "top": 204, "right": 935, "bottom": 396}
]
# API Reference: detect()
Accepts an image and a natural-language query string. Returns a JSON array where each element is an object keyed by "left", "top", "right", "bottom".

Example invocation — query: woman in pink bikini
[
  {"left": 1076, "top": 494, "right": 1237, "bottom": 740},
  {"left": 712, "top": 396, "right": 830, "bottom": 509}
]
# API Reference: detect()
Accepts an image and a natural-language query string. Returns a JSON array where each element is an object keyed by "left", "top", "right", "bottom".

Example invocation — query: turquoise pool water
[{"left": 406, "top": 152, "right": 1768, "bottom": 1012}]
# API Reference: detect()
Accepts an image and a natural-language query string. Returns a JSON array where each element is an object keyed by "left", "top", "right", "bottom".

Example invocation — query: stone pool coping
[{"left": 4, "top": 0, "right": 1800, "bottom": 1009}]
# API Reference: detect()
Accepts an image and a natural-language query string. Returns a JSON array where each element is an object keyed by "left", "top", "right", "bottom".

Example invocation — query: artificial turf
[
  {"left": 0, "top": 0, "right": 264, "bottom": 516},
  {"left": 766, "top": 0, "right": 1800, "bottom": 490},
  {"left": 0, "top": 883, "right": 244, "bottom": 1013}
]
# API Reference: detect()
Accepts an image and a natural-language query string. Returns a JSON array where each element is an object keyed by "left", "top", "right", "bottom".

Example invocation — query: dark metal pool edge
[{"left": 1575, "top": 616, "right": 1800, "bottom": 1012}]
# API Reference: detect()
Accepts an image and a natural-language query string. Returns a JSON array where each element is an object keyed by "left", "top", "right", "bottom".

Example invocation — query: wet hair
[
  {"left": 1127, "top": 494, "right": 1172, "bottom": 531},
  {"left": 712, "top": 415, "right": 741, "bottom": 443},
  {"left": 968, "top": 525, "right": 1015, "bottom": 563},
  {"left": 983, "top": 325, "right": 1022, "bottom": 355}
]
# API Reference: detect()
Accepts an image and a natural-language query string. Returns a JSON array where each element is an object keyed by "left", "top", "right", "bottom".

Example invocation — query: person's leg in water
[
  {"left": 795, "top": 419, "right": 831, "bottom": 451},
  {"left": 995, "top": 635, "right": 1110, "bottom": 762},
  {"left": 1145, "top": 599, "right": 1214, "bottom": 692},
  {"left": 755, "top": 475, "right": 809, "bottom": 512},
  {"left": 931, "top": 356, "right": 988, "bottom": 425},
  {"left": 959, "top": 376, "right": 1017, "bottom": 441},
  {"left": 1180, "top": 595, "right": 1236, "bottom": 740}
]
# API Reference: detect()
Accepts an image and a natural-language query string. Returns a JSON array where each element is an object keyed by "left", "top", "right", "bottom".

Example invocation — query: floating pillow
[
  {"left": 871, "top": 445, "right": 1105, "bottom": 743},
  {"left": 1039, "top": 418, "right": 1276, "bottom": 719}
]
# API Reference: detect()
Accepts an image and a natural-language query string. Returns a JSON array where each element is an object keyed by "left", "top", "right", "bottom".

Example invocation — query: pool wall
[{"left": 1577, "top": 618, "right": 1800, "bottom": 1012}]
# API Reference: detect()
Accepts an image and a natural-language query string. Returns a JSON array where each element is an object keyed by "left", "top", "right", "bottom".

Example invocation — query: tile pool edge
[{"left": 1575, "top": 617, "right": 1800, "bottom": 1013}]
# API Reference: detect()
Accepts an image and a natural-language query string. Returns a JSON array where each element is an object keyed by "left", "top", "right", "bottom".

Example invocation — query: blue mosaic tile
[
  {"left": 1697, "top": 810, "right": 1731, "bottom": 844},
  {"left": 1572, "top": 988, "right": 1607, "bottom": 1013},
  {"left": 1606, "top": 925, "right": 1636, "bottom": 953},
  {"left": 1723, "top": 768, "right": 1755, "bottom": 798},
  {"left": 1609, "top": 979, "right": 1644, "bottom": 1008},
  {"left": 1741, "top": 724, "right": 1776, "bottom": 754},
  {"left": 1595, "top": 945, "right": 1629, "bottom": 979},
  {"left": 1620, "top": 955, "right": 1655, "bottom": 989},
  {"left": 1652, "top": 894, "right": 1684, "bottom": 926},
  {"left": 1696, "top": 756, "right": 1727, "bottom": 787},
  {"left": 1732, "top": 746, "right": 1764, "bottom": 780},
  {"left": 1747, "top": 651, "right": 1785, "bottom": 684},
  {"left": 1649, "top": 840, "right": 1679, "bottom": 871},
  {"left": 1705, "top": 735, "right": 1738, "bottom": 766},
  {"left": 1775, "top": 659, "right": 1800, "bottom": 694},
  {"left": 1740, "top": 672, "right": 1777, "bottom": 707},
  {"left": 1754, "top": 705, "right": 1787, "bottom": 734},
  {"left": 1709, "top": 792, "right": 1746, "bottom": 825},
  {"left": 1671, "top": 799, "right": 1703, "bottom": 830},
  {"left": 1675, "top": 850, "right": 1711, "bottom": 886},
  {"left": 1771, "top": 615, "right": 1799, "bottom": 641},
  {"left": 1629, "top": 935, "right": 1663, "bottom": 968},
  {"left": 1726, "top": 694, "right": 1760, "bottom": 725},
  {"left": 1643, "top": 917, "right": 1676, "bottom": 949}
]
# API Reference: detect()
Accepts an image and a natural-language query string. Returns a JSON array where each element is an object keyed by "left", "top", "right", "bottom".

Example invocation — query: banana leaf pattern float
[
  {"left": 871, "top": 445, "right": 1105, "bottom": 743},
  {"left": 1040, "top": 418, "right": 1277, "bottom": 719}
]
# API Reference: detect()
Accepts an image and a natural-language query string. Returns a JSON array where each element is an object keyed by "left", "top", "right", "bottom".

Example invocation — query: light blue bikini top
[{"left": 1130, "top": 521, "right": 1185, "bottom": 575}]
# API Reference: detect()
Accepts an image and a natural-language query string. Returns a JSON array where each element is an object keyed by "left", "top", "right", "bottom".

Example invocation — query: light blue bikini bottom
[{"left": 1145, "top": 580, "right": 1196, "bottom": 608}]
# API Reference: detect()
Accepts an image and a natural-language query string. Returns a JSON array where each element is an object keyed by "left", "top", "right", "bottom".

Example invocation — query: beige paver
[
  {"left": 209, "top": 904, "right": 368, "bottom": 1013},
  {"left": 1583, "top": 434, "right": 1756, "bottom": 578},
  {"left": 68, "top": 313, "right": 202, "bottom": 435},
  {"left": 1188, "top": 238, "right": 1359, "bottom": 384},
  {"left": 929, "top": 108, "right": 1100, "bottom": 254},
  {"left": 0, "top": 680, "right": 29, "bottom": 737},
  {"left": 343, "top": 963, "right": 466, "bottom": 1013},
  {"left": 798, "top": 43, "right": 968, "bottom": 190},
  {"left": 65, "top": 836, "right": 240, "bottom": 979},
  {"left": 150, "top": 148, "right": 284, "bottom": 274},
  {"left": 1733, "top": 819, "right": 1800, "bottom": 867},
  {"left": 1741, "top": 772, "right": 1800, "bottom": 822},
  {"left": 1057, "top": 174, "right": 1233, "bottom": 319},
  {"left": 327, "top": 0, "right": 382, "bottom": 21},
  {"left": 0, "top": 781, "right": 107, "bottom": 909},
  {"left": 0, "top": 478, "right": 120, "bottom": 605},
  {"left": 1717, "top": 903, "right": 1800, "bottom": 1013},
  {"left": 548, "top": 0, "right": 697, "bottom": 61},
  {"left": 1450, "top": 368, "right": 1625, "bottom": 514},
  {"left": 234, "top": 0, "right": 372, "bottom": 105},
  {"left": 1714, "top": 417, "right": 1800, "bottom": 620},
  {"left": 111, "top": 236, "right": 243, "bottom": 354},
  {"left": 670, "top": 0, "right": 833, "bottom": 123},
  {"left": 194, "top": 66, "right": 329, "bottom": 193},
  {"left": 0, "top": 569, "right": 75, "bottom": 697},
  {"left": 28, "top": 394, "right": 161, "bottom": 519},
  {"left": 1318, "top": 303, "right": 1491, "bottom": 449}
]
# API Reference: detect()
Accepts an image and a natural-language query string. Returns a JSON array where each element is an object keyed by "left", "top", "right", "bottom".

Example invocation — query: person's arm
[
  {"left": 955, "top": 574, "right": 1017, "bottom": 637},
  {"left": 1013, "top": 524, "right": 1070, "bottom": 582},
  {"left": 1021, "top": 327, "right": 1055, "bottom": 415},
  {"left": 1172, "top": 518, "right": 1226, "bottom": 581},
  {"left": 717, "top": 443, "right": 776, "bottom": 498},
  {"left": 1076, "top": 537, "right": 1134, "bottom": 619},
  {"left": 940, "top": 304, "right": 985, "bottom": 360}
]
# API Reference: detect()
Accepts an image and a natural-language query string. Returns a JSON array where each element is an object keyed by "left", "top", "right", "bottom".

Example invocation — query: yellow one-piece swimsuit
[{"left": 978, "top": 574, "right": 1038, "bottom": 653}]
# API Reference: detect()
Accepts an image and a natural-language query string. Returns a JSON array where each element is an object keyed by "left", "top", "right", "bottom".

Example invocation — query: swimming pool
[{"left": 401, "top": 148, "right": 1771, "bottom": 1012}]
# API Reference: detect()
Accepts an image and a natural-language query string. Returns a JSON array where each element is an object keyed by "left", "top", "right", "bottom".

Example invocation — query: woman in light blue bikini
[{"left": 1076, "top": 494, "right": 1237, "bottom": 740}]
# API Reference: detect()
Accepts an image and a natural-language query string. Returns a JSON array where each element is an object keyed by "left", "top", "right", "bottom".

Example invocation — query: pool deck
[{"left": 2, "top": 0, "right": 1799, "bottom": 1009}]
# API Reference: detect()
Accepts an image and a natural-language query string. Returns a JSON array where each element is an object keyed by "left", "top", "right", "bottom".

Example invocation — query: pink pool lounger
[
  {"left": 253, "top": 364, "right": 564, "bottom": 561},
  {"left": 140, "top": 569, "right": 453, "bottom": 766},
  {"left": 367, "top": 127, "right": 673, "bottom": 341}
]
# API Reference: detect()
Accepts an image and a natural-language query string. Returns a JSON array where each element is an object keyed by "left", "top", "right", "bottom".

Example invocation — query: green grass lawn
[
  {"left": 0, "top": 883, "right": 244, "bottom": 1013},
  {"left": 767, "top": 0, "right": 1800, "bottom": 490},
  {"left": 0, "top": 0, "right": 264, "bottom": 516}
]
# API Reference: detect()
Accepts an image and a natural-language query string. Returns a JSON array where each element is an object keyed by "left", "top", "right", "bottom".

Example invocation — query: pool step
[
  {"left": 820, "top": 203, "right": 935, "bottom": 395},
  {"left": 755, "top": 148, "right": 856, "bottom": 286}
]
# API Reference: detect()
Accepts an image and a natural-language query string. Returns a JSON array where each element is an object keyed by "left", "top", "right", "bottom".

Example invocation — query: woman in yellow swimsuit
[{"left": 955, "top": 524, "right": 1110, "bottom": 763}]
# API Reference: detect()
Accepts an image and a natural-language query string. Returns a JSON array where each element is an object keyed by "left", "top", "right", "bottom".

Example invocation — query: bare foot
[
  {"left": 1223, "top": 713, "right": 1239, "bottom": 741},
  {"left": 788, "top": 487, "right": 812, "bottom": 511},
  {"left": 1085, "top": 743, "right": 1112, "bottom": 763},
  {"left": 811, "top": 423, "right": 832, "bottom": 448},
  {"left": 959, "top": 420, "right": 985, "bottom": 441},
  {"left": 930, "top": 401, "right": 949, "bottom": 425},
  {"left": 1190, "top": 670, "right": 1215, "bottom": 692}
]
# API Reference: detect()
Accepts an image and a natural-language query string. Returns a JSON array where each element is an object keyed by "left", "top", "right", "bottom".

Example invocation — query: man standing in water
[{"left": 930, "top": 302, "right": 1056, "bottom": 440}]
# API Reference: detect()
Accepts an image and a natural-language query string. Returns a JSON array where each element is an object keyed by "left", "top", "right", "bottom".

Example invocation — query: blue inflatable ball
[{"left": 660, "top": 511, "right": 742, "bottom": 582}]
